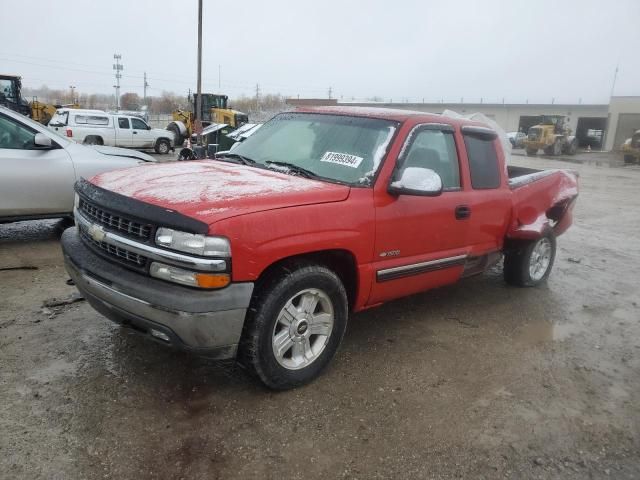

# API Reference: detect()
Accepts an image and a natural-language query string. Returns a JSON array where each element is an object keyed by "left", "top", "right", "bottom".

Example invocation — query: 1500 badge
[{"left": 379, "top": 250, "right": 400, "bottom": 257}]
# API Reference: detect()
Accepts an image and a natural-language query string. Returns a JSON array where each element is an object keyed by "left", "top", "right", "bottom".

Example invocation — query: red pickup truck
[{"left": 61, "top": 107, "right": 578, "bottom": 389}]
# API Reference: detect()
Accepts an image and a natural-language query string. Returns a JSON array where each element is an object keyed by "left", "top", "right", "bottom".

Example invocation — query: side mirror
[
  {"left": 388, "top": 167, "right": 443, "bottom": 197},
  {"left": 147, "top": 125, "right": 151, "bottom": 130},
  {"left": 33, "top": 133, "right": 52, "bottom": 149}
]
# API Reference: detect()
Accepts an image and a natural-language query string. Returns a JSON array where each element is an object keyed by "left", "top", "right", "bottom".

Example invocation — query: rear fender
[{"left": 507, "top": 170, "right": 578, "bottom": 241}]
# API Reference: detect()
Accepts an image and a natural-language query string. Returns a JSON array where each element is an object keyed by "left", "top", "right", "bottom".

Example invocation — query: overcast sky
[{"left": 1, "top": 0, "right": 638, "bottom": 104}]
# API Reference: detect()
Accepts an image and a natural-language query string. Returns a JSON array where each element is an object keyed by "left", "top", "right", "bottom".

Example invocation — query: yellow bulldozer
[
  {"left": 621, "top": 129, "right": 640, "bottom": 164},
  {"left": 167, "top": 93, "right": 248, "bottom": 147},
  {"left": 523, "top": 115, "right": 578, "bottom": 156}
]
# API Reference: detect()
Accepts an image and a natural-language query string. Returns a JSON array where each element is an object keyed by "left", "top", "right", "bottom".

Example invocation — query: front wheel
[
  {"left": 155, "top": 138, "right": 171, "bottom": 154},
  {"left": 526, "top": 147, "right": 538, "bottom": 156},
  {"left": 504, "top": 232, "right": 556, "bottom": 287},
  {"left": 240, "top": 264, "right": 348, "bottom": 390}
]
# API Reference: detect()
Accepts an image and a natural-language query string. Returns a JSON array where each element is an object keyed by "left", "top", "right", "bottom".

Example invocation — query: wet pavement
[{"left": 1, "top": 157, "right": 639, "bottom": 479}]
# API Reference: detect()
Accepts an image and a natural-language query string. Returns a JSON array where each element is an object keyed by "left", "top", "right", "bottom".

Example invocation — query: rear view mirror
[
  {"left": 388, "top": 167, "right": 443, "bottom": 196},
  {"left": 33, "top": 133, "right": 52, "bottom": 149}
]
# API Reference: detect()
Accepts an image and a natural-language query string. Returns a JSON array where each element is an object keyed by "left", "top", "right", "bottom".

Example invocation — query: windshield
[{"left": 231, "top": 113, "right": 397, "bottom": 185}]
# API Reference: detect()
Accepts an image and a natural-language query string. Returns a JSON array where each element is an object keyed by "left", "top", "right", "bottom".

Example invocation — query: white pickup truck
[{"left": 48, "top": 108, "right": 174, "bottom": 154}]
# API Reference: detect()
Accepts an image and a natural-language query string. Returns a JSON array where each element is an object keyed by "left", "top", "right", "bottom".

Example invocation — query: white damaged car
[{"left": 0, "top": 106, "right": 155, "bottom": 224}]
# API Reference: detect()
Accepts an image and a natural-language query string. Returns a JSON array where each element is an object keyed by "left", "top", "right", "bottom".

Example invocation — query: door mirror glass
[
  {"left": 388, "top": 167, "right": 443, "bottom": 196},
  {"left": 33, "top": 133, "right": 52, "bottom": 148}
]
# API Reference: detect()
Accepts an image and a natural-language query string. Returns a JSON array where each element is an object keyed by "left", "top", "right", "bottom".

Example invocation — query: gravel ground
[{"left": 1, "top": 157, "right": 639, "bottom": 479}]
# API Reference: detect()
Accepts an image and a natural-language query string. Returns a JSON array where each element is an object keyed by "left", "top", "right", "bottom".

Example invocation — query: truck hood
[{"left": 90, "top": 160, "right": 350, "bottom": 225}]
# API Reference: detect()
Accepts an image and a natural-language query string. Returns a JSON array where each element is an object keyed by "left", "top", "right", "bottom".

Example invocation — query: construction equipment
[
  {"left": 167, "top": 93, "right": 248, "bottom": 147},
  {"left": 1, "top": 74, "right": 78, "bottom": 125},
  {"left": 523, "top": 115, "right": 578, "bottom": 156},
  {"left": 621, "top": 129, "right": 640, "bottom": 164},
  {"left": 0, "top": 75, "right": 31, "bottom": 116}
]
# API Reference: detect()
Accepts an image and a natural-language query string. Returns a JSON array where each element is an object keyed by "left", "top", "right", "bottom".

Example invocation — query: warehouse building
[{"left": 286, "top": 96, "right": 640, "bottom": 151}]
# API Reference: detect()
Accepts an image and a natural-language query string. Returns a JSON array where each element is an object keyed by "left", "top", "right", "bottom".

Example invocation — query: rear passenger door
[
  {"left": 460, "top": 126, "right": 511, "bottom": 253},
  {"left": 116, "top": 117, "right": 133, "bottom": 147}
]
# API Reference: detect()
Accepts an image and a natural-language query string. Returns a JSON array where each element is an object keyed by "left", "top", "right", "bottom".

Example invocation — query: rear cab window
[
  {"left": 49, "top": 111, "right": 69, "bottom": 127},
  {"left": 462, "top": 126, "right": 501, "bottom": 189}
]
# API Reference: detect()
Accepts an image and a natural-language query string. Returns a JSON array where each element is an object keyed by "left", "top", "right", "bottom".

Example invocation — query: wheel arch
[{"left": 252, "top": 249, "right": 359, "bottom": 311}]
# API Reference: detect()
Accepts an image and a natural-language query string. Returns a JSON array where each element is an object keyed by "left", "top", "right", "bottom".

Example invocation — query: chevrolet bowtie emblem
[{"left": 88, "top": 224, "right": 106, "bottom": 242}]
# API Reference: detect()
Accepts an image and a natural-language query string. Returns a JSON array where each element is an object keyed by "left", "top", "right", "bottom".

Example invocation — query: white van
[{"left": 48, "top": 109, "right": 174, "bottom": 154}]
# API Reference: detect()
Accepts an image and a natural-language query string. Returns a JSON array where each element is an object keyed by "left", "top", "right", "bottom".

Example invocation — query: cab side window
[
  {"left": 399, "top": 128, "right": 460, "bottom": 189},
  {"left": 131, "top": 118, "right": 147, "bottom": 130},
  {"left": 463, "top": 133, "right": 501, "bottom": 189},
  {"left": 0, "top": 114, "right": 39, "bottom": 150},
  {"left": 118, "top": 117, "right": 130, "bottom": 129}
]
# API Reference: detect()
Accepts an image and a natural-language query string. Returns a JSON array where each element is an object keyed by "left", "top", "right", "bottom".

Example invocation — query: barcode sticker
[{"left": 320, "top": 151, "right": 364, "bottom": 168}]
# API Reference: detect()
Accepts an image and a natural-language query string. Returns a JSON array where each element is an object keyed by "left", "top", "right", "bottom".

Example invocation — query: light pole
[
  {"left": 113, "top": 54, "right": 123, "bottom": 111},
  {"left": 69, "top": 85, "right": 76, "bottom": 104},
  {"left": 194, "top": 0, "right": 203, "bottom": 141}
]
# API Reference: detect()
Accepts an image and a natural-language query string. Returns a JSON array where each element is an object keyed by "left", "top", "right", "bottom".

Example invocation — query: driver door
[
  {"left": 131, "top": 117, "right": 154, "bottom": 148},
  {"left": 0, "top": 112, "right": 75, "bottom": 218},
  {"left": 369, "top": 124, "right": 471, "bottom": 305}
]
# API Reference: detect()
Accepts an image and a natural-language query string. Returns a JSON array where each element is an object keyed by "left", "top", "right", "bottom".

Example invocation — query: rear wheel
[
  {"left": 83, "top": 136, "right": 103, "bottom": 146},
  {"left": 567, "top": 140, "right": 578, "bottom": 155},
  {"left": 240, "top": 264, "right": 348, "bottom": 390},
  {"left": 624, "top": 154, "right": 635, "bottom": 164},
  {"left": 155, "top": 138, "right": 171, "bottom": 154},
  {"left": 504, "top": 232, "right": 556, "bottom": 287},
  {"left": 526, "top": 147, "right": 538, "bottom": 156}
]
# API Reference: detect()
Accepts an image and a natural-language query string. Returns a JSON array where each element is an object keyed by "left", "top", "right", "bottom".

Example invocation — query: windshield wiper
[
  {"left": 265, "top": 161, "right": 318, "bottom": 179},
  {"left": 217, "top": 152, "right": 257, "bottom": 166}
]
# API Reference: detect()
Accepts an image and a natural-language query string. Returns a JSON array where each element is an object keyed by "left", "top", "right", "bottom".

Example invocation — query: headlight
[
  {"left": 74, "top": 193, "right": 80, "bottom": 209},
  {"left": 155, "top": 227, "right": 230, "bottom": 257},
  {"left": 150, "top": 262, "right": 230, "bottom": 289}
]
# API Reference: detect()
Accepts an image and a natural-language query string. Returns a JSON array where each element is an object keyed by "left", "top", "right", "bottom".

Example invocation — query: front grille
[
  {"left": 80, "top": 227, "right": 147, "bottom": 268},
  {"left": 79, "top": 198, "right": 152, "bottom": 241}
]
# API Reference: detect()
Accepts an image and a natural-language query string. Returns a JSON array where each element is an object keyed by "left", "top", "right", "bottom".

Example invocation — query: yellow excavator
[{"left": 167, "top": 93, "right": 248, "bottom": 147}]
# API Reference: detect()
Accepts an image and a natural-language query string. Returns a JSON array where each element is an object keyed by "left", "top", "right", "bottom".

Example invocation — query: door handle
[
  {"left": 455, "top": 205, "right": 471, "bottom": 220},
  {"left": 133, "top": 131, "right": 138, "bottom": 134}
]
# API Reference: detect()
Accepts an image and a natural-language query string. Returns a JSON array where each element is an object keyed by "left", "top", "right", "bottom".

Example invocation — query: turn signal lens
[
  {"left": 195, "top": 273, "right": 230, "bottom": 289},
  {"left": 150, "top": 262, "right": 230, "bottom": 289}
]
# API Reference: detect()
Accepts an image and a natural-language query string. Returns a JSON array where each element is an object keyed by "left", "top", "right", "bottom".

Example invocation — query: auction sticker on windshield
[{"left": 320, "top": 152, "right": 364, "bottom": 168}]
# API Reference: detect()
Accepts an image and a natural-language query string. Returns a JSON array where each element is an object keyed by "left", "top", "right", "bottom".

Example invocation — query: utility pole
[
  {"left": 69, "top": 85, "right": 76, "bottom": 104},
  {"left": 195, "top": 0, "right": 203, "bottom": 138},
  {"left": 113, "top": 54, "right": 123, "bottom": 111},
  {"left": 328, "top": 86, "right": 332, "bottom": 99},
  {"left": 255, "top": 83, "right": 260, "bottom": 111},
  {"left": 218, "top": 65, "right": 221, "bottom": 90},
  {"left": 143, "top": 72, "right": 149, "bottom": 103}
]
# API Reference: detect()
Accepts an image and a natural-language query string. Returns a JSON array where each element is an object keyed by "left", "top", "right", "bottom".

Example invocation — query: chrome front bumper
[{"left": 61, "top": 228, "right": 253, "bottom": 359}]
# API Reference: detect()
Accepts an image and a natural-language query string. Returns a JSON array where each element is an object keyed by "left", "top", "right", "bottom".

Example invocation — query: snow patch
[{"left": 92, "top": 161, "right": 325, "bottom": 205}]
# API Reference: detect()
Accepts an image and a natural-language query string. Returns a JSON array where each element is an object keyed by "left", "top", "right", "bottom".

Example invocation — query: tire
[
  {"left": 624, "top": 154, "right": 635, "bottom": 164},
  {"left": 567, "top": 140, "right": 577, "bottom": 155},
  {"left": 240, "top": 263, "right": 348, "bottom": 390},
  {"left": 83, "top": 136, "right": 102, "bottom": 146},
  {"left": 167, "top": 124, "right": 183, "bottom": 148},
  {"left": 504, "top": 231, "right": 556, "bottom": 287},
  {"left": 526, "top": 148, "right": 537, "bottom": 156},
  {"left": 155, "top": 138, "right": 171, "bottom": 154}
]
